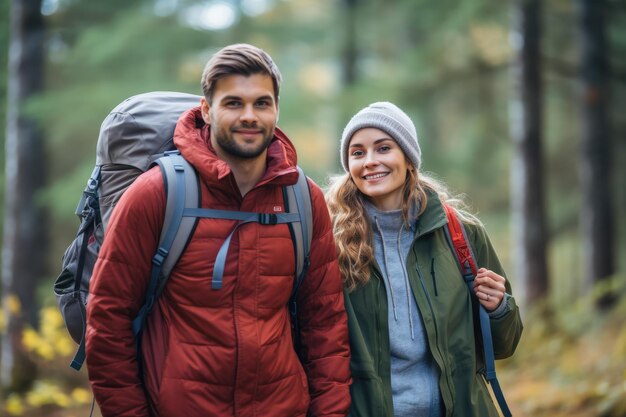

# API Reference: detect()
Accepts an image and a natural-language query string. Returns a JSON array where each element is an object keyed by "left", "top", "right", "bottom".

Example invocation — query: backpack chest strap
[
  {"left": 183, "top": 208, "right": 301, "bottom": 224},
  {"left": 183, "top": 208, "right": 302, "bottom": 289}
]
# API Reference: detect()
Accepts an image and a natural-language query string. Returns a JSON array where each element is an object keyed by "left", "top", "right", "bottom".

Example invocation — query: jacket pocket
[
  {"left": 349, "top": 370, "right": 386, "bottom": 417},
  {"left": 471, "top": 371, "right": 501, "bottom": 417}
]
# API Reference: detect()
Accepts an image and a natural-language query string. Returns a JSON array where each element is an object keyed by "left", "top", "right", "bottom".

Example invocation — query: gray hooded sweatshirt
[{"left": 365, "top": 201, "right": 443, "bottom": 417}]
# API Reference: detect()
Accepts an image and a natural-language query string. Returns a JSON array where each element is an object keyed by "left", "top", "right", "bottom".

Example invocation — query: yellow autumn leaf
[
  {"left": 71, "top": 387, "right": 92, "bottom": 405},
  {"left": 55, "top": 335, "right": 75, "bottom": 356},
  {"left": 5, "top": 294, "right": 21, "bottom": 315},
  {"left": 35, "top": 342, "right": 55, "bottom": 361},
  {"left": 5, "top": 394, "right": 24, "bottom": 415},
  {"left": 42, "top": 306, "right": 64, "bottom": 328},
  {"left": 26, "top": 380, "right": 70, "bottom": 407},
  {"left": 22, "top": 328, "right": 41, "bottom": 352},
  {"left": 26, "top": 390, "right": 47, "bottom": 407},
  {"left": 52, "top": 391, "right": 71, "bottom": 408}
]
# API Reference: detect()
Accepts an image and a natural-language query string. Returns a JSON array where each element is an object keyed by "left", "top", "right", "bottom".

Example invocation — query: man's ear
[{"left": 200, "top": 97, "right": 211, "bottom": 124}]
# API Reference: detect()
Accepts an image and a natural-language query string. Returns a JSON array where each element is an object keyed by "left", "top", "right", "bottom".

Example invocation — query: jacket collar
[
  {"left": 369, "top": 189, "right": 447, "bottom": 283},
  {"left": 413, "top": 189, "right": 448, "bottom": 238}
]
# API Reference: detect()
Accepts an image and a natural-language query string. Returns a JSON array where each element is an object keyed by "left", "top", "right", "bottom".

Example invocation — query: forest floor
[{"left": 500, "top": 292, "right": 626, "bottom": 417}]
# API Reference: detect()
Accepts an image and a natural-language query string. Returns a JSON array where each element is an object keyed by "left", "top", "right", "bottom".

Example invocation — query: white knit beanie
[{"left": 340, "top": 102, "right": 421, "bottom": 173}]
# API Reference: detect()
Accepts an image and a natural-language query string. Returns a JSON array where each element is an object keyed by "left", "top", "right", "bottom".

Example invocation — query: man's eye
[
  {"left": 256, "top": 101, "right": 270, "bottom": 107},
  {"left": 226, "top": 101, "right": 241, "bottom": 107}
]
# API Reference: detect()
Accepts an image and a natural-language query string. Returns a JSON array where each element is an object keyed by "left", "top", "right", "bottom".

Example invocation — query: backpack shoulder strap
[
  {"left": 442, "top": 204, "right": 477, "bottom": 279},
  {"left": 155, "top": 152, "right": 199, "bottom": 293},
  {"left": 284, "top": 166, "right": 313, "bottom": 292},
  {"left": 442, "top": 204, "right": 512, "bottom": 417},
  {"left": 282, "top": 166, "right": 313, "bottom": 353},
  {"left": 131, "top": 151, "right": 199, "bottom": 339}
]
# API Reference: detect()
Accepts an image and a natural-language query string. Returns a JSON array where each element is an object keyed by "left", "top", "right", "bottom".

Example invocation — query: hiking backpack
[
  {"left": 54, "top": 91, "right": 313, "bottom": 371},
  {"left": 443, "top": 204, "right": 512, "bottom": 417}
]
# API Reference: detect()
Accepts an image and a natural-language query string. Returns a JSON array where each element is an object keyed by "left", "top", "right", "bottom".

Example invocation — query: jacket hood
[{"left": 173, "top": 106, "right": 299, "bottom": 187}]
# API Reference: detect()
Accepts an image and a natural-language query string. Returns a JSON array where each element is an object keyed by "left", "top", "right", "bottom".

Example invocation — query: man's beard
[{"left": 212, "top": 125, "right": 275, "bottom": 159}]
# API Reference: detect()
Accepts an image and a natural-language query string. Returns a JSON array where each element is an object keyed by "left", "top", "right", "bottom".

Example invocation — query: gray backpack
[{"left": 54, "top": 91, "right": 313, "bottom": 371}]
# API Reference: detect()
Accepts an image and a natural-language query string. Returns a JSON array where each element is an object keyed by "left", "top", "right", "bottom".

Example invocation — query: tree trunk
[
  {"left": 341, "top": 0, "right": 358, "bottom": 86},
  {"left": 337, "top": 0, "right": 359, "bottom": 171},
  {"left": 578, "top": 0, "right": 614, "bottom": 309},
  {"left": 1, "top": 0, "right": 46, "bottom": 393},
  {"left": 509, "top": 0, "right": 549, "bottom": 308}
]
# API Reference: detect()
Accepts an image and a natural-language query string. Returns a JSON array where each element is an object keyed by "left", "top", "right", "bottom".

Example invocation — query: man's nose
[{"left": 239, "top": 104, "right": 258, "bottom": 124}]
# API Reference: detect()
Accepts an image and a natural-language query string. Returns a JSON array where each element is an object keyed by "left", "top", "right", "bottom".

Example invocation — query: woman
[{"left": 326, "top": 102, "right": 523, "bottom": 417}]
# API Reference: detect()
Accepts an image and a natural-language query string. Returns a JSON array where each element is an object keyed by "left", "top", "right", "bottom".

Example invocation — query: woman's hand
[{"left": 473, "top": 268, "right": 507, "bottom": 311}]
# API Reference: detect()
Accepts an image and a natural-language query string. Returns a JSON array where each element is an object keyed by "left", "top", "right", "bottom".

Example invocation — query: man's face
[{"left": 201, "top": 73, "right": 278, "bottom": 161}]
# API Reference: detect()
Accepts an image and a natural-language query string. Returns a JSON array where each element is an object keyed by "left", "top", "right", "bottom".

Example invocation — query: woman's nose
[{"left": 363, "top": 153, "right": 380, "bottom": 168}]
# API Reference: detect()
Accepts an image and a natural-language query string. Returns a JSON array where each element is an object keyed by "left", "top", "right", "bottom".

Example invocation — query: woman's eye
[
  {"left": 378, "top": 146, "right": 390, "bottom": 152},
  {"left": 351, "top": 150, "right": 364, "bottom": 157}
]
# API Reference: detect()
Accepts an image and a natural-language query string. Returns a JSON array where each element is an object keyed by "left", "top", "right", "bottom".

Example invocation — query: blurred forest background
[{"left": 1, "top": 0, "right": 625, "bottom": 416}]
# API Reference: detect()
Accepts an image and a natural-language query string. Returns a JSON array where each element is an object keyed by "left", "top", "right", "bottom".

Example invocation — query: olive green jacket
[{"left": 345, "top": 194, "right": 523, "bottom": 417}]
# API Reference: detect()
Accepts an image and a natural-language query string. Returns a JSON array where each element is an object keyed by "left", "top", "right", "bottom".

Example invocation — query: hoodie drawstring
[
  {"left": 397, "top": 226, "right": 415, "bottom": 341},
  {"left": 375, "top": 216, "right": 399, "bottom": 321},
  {"left": 374, "top": 216, "right": 416, "bottom": 340}
]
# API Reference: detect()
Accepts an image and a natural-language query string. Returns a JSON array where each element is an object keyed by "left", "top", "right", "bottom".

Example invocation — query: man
[{"left": 86, "top": 44, "right": 351, "bottom": 417}]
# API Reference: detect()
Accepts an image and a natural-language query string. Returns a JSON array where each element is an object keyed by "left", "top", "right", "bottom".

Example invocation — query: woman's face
[{"left": 347, "top": 127, "right": 409, "bottom": 211}]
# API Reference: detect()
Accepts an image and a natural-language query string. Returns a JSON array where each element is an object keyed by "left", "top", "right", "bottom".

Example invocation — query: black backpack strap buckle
[{"left": 258, "top": 213, "right": 278, "bottom": 225}]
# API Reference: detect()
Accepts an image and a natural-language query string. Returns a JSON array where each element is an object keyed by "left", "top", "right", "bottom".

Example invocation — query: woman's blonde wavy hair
[{"left": 325, "top": 166, "right": 480, "bottom": 292}]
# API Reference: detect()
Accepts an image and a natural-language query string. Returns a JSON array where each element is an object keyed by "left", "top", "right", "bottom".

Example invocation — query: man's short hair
[{"left": 201, "top": 43, "right": 282, "bottom": 103}]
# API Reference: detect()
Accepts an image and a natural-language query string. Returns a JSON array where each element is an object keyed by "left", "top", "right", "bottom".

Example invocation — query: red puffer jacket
[{"left": 86, "top": 107, "right": 351, "bottom": 417}]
